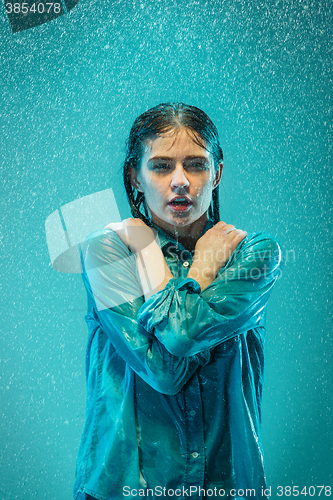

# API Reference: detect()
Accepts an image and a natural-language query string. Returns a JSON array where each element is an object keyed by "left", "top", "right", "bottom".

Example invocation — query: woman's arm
[
  {"left": 81, "top": 229, "right": 210, "bottom": 395},
  {"left": 104, "top": 219, "right": 282, "bottom": 358},
  {"left": 138, "top": 231, "right": 283, "bottom": 357},
  {"left": 105, "top": 219, "right": 247, "bottom": 297}
]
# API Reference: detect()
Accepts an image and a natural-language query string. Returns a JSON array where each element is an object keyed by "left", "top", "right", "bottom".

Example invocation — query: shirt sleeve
[
  {"left": 81, "top": 229, "right": 211, "bottom": 395},
  {"left": 138, "top": 232, "right": 283, "bottom": 357}
]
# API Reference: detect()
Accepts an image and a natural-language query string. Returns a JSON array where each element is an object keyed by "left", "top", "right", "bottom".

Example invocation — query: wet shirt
[{"left": 74, "top": 221, "right": 283, "bottom": 500}]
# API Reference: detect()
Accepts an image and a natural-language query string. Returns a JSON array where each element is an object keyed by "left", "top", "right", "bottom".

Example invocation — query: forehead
[{"left": 142, "top": 128, "right": 210, "bottom": 161}]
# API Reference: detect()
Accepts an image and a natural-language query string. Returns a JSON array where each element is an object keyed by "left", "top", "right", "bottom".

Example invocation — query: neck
[{"left": 151, "top": 213, "right": 209, "bottom": 251}]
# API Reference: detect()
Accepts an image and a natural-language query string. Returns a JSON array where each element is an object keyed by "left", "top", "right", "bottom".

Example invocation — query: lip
[
  {"left": 168, "top": 196, "right": 193, "bottom": 212},
  {"left": 168, "top": 196, "right": 192, "bottom": 204}
]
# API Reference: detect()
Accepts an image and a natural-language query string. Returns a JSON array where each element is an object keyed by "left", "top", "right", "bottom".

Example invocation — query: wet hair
[{"left": 123, "top": 102, "right": 223, "bottom": 225}]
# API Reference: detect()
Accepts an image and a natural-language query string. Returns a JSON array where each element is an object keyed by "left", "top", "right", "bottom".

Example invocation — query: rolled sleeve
[{"left": 138, "top": 277, "right": 201, "bottom": 333}]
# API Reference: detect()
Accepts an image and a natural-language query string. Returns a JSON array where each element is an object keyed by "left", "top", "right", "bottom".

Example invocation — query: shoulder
[
  {"left": 82, "top": 229, "right": 131, "bottom": 268},
  {"left": 84, "top": 228, "right": 129, "bottom": 249},
  {"left": 228, "top": 231, "right": 284, "bottom": 275},
  {"left": 241, "top": 232, "right": 283, "bottom": 259}
]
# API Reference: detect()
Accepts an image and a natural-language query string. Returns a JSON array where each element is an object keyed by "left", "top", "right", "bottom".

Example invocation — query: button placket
[{"left": 183, "top": 373, "right": 205, "bottom": 496}]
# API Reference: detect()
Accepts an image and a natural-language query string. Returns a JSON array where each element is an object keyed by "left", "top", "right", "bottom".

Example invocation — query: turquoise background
[{"left": 1, "top": 0, "right": 332, "bottom": 498}]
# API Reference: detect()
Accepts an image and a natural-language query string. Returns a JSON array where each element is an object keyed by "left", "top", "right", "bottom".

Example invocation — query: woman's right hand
[
  {"left": 105, "top": 218, "right": 173, "bottom": 299},
  {"left": 187, "top": 222, "right": 247, "bottom": 290},
  {"left": 105, "top": 218, "right": 156, "bottom": 254}
]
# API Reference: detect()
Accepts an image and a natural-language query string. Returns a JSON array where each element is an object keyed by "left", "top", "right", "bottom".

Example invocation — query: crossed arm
[
  {"left": 82, "top": 220, "right": 282, "bottom": 393},
  {"left": 105, "top": 218, "right": 249, "bottom": 297}
]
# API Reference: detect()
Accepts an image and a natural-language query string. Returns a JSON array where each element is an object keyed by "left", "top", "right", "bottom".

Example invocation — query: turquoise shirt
[{"left": 74, "top": 220, "right": 283, "bottom": 500}]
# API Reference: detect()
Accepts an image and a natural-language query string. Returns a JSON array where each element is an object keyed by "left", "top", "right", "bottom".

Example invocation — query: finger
[
  {"left": 231, "top": 230, "right": 247, "bottom": 242},
  {"left": 124, "top": 217, "right": 147, "bottom": 226},
  {"left": 104, "top": 222, "right": 124, "bottom": 231},
  {"left": 214, "top": 221, "right": 227, "bottom": 229},
  {"left": 223, "top": 224, "right": 237, "bottom": 234},
  {"left": 123, "top": 218, "right": 135, "bottom": 226}
]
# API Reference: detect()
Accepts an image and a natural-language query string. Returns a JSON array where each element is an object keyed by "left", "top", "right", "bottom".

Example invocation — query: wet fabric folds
[{"left": 74, "top": 220, "right": 283, "bottom": 500}]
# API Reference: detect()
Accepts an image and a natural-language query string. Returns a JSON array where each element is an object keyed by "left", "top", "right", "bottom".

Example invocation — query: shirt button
[
  {"left": 190, "top": 410, "right": 196, "bottom": 416},
  {"left": 183, "top": 261, "right": 189, "bottom": 268},
  {"left": 191, "top": 452, "right": 199, "bottom": 459}
]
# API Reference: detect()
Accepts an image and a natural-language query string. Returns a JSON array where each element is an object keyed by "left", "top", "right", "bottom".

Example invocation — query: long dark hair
[{"left": 123, "top": 102, "right": 223, "bottom": 225}]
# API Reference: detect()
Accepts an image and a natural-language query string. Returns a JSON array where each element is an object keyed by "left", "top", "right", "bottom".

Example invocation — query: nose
[{"left": 170, "top": 163, "right": 190, "bottom": 190}]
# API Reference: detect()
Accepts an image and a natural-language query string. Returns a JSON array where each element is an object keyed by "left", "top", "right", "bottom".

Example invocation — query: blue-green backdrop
[{"left": 1, "top": 0, "right": 332, "bottom": 498}]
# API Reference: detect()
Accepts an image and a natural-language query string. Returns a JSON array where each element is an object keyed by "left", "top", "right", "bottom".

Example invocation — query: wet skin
[{"left": 130, "top": 127, "right": 223, "bottom": 249}]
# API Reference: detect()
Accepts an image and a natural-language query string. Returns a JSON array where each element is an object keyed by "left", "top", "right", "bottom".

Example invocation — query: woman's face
[{"left": 130, "top": 128, "right": 222, "bottom": 233}]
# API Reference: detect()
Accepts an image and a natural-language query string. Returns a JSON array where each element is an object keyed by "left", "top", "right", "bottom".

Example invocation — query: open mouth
[{"left": 168, "top": 198, "right": 193, "bottom": 211}]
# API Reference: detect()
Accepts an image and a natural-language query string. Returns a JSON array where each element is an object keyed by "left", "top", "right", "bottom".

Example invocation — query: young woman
[{"left": 74, "top": 103, "right": 283, "bottom": 500}]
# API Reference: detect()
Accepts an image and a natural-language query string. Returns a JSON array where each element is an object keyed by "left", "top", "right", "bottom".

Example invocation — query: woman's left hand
[
  {"left": 187, "top": 221, "right": 247, "bottom": 290},
  {"left": 105, "top": 218, "right": 156, "bottom": 254}
]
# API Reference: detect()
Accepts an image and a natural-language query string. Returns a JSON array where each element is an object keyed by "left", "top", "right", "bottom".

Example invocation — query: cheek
[
  {"left": 194, "top": 177, "right": 214, "bottom": 196},
  {"left": 142, "top": 179, "right": 165, "bottom": 206},
  {"left": 193, "top": 179, "right": 214, "bottom": 208}
]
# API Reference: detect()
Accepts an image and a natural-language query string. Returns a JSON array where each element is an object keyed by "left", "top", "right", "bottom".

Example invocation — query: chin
[
  {"left": 152, "top": 208, "right": 205, "bottom": 229},
  {"left": 168, "top": 216, "right": 202, "bottom": 230}
]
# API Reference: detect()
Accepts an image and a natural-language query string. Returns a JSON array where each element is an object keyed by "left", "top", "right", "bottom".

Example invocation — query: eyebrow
[{"left": 148, "top": 155, "right": 209, "bottom": 161}]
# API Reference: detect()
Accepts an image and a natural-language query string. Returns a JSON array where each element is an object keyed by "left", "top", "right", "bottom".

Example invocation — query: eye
[
  {"left": 151, "top": 163, "right": 172, "bottom": 171},
  {"left": 185, "top": 162, "right": 208, "bottom": 171}
]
